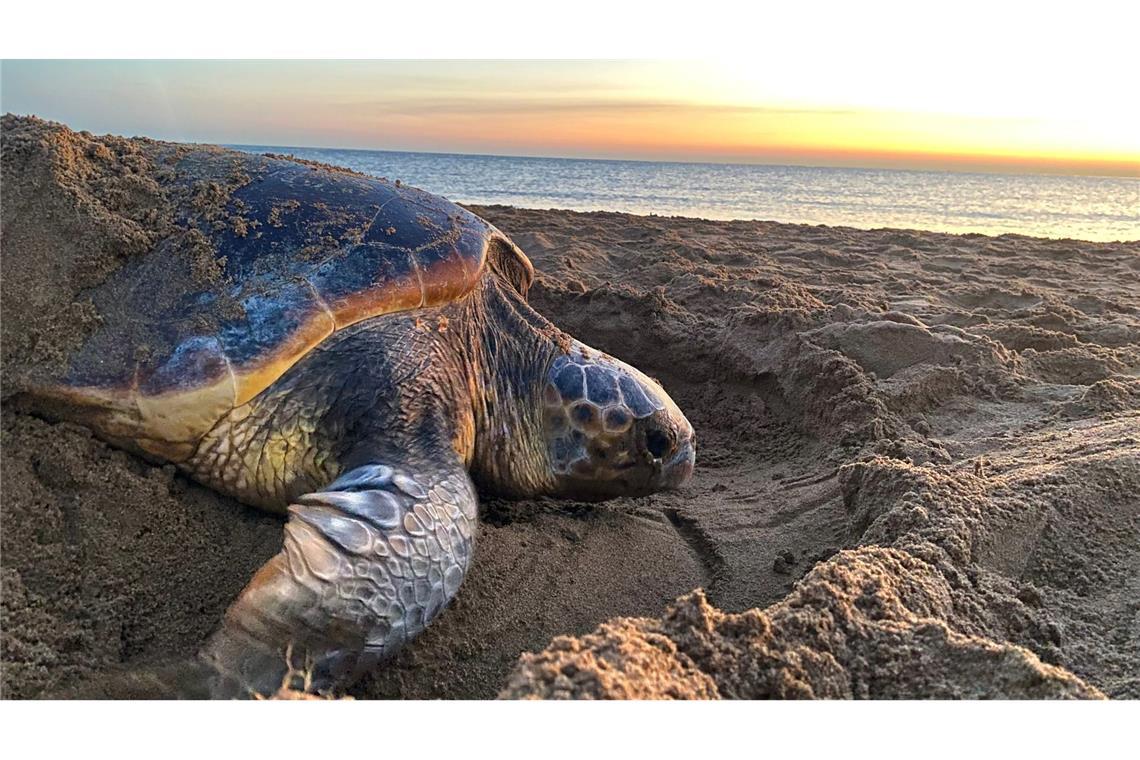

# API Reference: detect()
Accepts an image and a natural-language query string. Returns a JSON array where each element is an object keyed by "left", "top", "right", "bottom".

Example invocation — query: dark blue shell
[{"left": 62, "top": 148, "right": 497, "bottom": 402}]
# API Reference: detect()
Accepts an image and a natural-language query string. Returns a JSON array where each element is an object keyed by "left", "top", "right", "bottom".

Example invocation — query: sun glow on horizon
[{"left": 2, "top": 57, "right": 1138, "bottom": 177}]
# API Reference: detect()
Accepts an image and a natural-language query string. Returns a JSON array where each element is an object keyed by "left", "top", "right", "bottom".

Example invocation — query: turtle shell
[{"left": 31, "top": 147, "right": 529, "bottom": 460}]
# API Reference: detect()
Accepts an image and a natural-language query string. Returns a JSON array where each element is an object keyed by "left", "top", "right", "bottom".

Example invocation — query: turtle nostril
[{"left": 645, "top": 429, "right": 671, "bottom": 459}]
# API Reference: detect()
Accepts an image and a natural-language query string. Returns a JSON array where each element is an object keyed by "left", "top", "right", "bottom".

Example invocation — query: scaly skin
[
  {"left": 158, "top": 272, "right": 693, "bottom": 698},
  {"left": 186, "top": 275, "right": 561, "bottom": 509}
]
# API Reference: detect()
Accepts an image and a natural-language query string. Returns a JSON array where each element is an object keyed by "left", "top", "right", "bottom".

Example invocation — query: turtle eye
[{"left": 645, "top": 429, "right": 672, "bottom": 459}]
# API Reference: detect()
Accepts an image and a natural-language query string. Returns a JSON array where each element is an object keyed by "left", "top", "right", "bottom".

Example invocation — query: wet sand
[{"left": 2, "top": 121, "right": 1137, "bottom": 699}]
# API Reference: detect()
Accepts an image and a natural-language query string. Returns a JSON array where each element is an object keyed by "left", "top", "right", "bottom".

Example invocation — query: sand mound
[
  {"left": 2, "top": 131, "right": 1137, "bottom": 699},
  {"left": 1, "top": 115, "right": 170, "bottom": 390},
  {"left": 1, "top": 115, "right": 383, "bottom": 402},
  {"left": 501, "top": 555, "right": 1098, "bottom": 700},
  {"left": 0, "top": 115, "right": 256, "bottom": 395}
]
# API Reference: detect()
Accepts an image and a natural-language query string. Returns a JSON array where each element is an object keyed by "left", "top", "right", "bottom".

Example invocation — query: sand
[
  {"left": 482, "top": 206, "right": 1139, "bottom": 699},
  {"left": 2, "top": 124, "right": 1138, "bottom": 699}
]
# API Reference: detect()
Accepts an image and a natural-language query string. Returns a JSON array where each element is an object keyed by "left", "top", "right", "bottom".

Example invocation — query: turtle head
[
  {"left": 539, "top": 342, "right": 695, "bottom": 499},
  {"left": 470, "top": 238, "right": 693, "bottom": 499}
]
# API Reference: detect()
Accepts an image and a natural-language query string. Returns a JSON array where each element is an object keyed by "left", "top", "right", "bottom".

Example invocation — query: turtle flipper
[{"left": 199, "top": 461, "right": 478, "bottom": 697}]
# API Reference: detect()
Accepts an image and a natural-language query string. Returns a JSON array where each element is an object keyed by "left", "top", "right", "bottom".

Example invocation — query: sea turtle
[{"left": 9, "top": 131, "right": 695, "bottom": 698}]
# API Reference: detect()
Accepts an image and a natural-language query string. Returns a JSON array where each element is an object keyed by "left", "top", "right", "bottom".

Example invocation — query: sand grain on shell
[{"left": 0, "top": 115, "right": 262, "bottom": 396}]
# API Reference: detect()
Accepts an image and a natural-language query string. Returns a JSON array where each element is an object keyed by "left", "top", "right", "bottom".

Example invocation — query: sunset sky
[{"left": 2, "top": 59, "right": 1138, "bottom": 176}]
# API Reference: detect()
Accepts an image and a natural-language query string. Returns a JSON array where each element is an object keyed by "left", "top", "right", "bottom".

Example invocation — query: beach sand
[{"left": 2, "top": 120, "right": 1138, "bottom": 699}]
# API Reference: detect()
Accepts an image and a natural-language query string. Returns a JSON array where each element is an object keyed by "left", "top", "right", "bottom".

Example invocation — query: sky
[{"left": 2, "top": 59, "right": 1138, "bottom": 176}]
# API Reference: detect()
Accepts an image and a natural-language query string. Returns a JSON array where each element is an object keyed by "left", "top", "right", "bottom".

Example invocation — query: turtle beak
[
  {"left": 662, "top": 433, "right": 696, "bottom": 489},
  {"left": 633, "top": 399, "right": 696, "bottom": 491}
]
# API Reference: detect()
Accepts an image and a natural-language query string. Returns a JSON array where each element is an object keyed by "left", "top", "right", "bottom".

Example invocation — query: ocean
[{"left": 234, "top": 146, "right": 1139, "bottom": 242}]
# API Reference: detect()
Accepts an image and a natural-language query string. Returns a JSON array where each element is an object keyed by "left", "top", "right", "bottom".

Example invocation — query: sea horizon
[
  {"left": 233, "top": 143, "right": 1140, "bottom": 243},
  {"left": 231, "top": 141, "right": 1140, "bottom": 182}
]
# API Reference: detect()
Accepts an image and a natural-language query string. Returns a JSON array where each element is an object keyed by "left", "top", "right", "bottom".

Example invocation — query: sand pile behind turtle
[
  {"left": 2, "top": 115, "right": 166, "bottom": 392},
  {"left": 2, "top": 116, "right": 394, "bottom": 407},
  {"left": 0, "top": 115, "right": 255, "bottom": 396}
]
